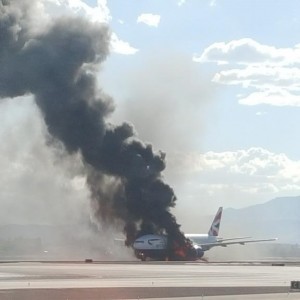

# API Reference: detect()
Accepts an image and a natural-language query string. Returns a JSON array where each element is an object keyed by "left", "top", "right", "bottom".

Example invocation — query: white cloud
[
  {"left": 178, "top": 0, "right": 217, "bottom": 9},
  {"left": 44, "top": 0, "right": 111, "bottom": 23},
  {"left": 239, "top": 90, "right": 300, "bottom": 106},
  {"left": 193, "top": 38, "right": 297, "bottom": 65},
  {"left": 165, "top": 147, "right": 300, "bottom": 212},
  {"left": 210, "top": 0, "right": 217, "bottom": 7},
  {"left": 213, "top": 66, "right": 300, "bottom": 89},
  {"left": 195, "top": 38, "right": 300, "bottom": 106},
  {"left": 137, "top": 13, "right": 161, "bottom": 27},
  {"left": 110, "top": 33, "right": 139, "bottom": 55},
  {"left": 255, "top": 111, "right": 267, "bottom": 116},
  {"left": 177, "top": 0, "right": 186, "bottom": 6},
  {"left": 168, "top": 147, "right": 300, "bottom": 191}
]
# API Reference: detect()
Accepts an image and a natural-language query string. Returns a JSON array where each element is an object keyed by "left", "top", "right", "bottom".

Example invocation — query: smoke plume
[{"left": 0, "top": 0, "right": 193, "bottom": 259}]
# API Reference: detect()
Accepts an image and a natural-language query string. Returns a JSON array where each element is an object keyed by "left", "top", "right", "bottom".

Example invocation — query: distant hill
[
  {"left": 0, "top": 196, "right": 299, "bottom": 261},
  {"left": 221, "top": 196, "right": 300, "bottom": 244}
]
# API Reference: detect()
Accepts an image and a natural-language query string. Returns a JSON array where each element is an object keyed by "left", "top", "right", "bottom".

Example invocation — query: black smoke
[{"left": 0, "top": 0, "right": 191, "bottom": 259}]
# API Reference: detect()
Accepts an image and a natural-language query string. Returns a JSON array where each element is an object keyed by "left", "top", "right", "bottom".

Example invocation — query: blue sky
[
  {"left": 88, "top": 0, "right": 300, "bottom": 213},
  {"left": 1, "top": 0, "right": 300, "bottom": 226},
  {"left": 93, "top": 0, "right": 300, "bottom": 157}
]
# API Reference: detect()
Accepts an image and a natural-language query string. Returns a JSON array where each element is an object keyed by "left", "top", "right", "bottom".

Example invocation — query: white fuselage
[{"left": 133, "top": 234, "right": 168, "bottom": 250}]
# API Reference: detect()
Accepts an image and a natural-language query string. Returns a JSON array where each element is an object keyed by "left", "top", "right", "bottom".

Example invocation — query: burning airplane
[{"left": 132, "top": 207, "right": 277, "bottom": 261}]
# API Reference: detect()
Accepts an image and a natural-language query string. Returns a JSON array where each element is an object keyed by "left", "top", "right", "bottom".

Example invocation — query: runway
[{"left": 0, "top": 261, "right": 298, "bottom": 299}]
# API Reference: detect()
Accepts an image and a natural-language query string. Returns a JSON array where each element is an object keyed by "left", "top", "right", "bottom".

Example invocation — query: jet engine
[{"left": 194, "top": 245, "right": 205, "bottom": 258}]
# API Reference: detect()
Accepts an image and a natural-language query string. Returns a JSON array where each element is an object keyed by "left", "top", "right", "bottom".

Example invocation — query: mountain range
[{"left": 221, "top": 196, "right": 300, "bottom": 244}]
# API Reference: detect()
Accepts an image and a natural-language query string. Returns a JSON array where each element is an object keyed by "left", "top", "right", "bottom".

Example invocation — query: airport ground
[{"left": 0, "top": 261, "right": 299, "bottom": 299}]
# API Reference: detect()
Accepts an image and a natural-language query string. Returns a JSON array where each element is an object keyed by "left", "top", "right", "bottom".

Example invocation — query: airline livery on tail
[{"left": 133, "top": 207, "right": 277, "bottom": 261}]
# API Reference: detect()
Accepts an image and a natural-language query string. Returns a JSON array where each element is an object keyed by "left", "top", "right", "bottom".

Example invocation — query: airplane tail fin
[{"left": 208, "top": 207, "right": 223, "bottom": 236}]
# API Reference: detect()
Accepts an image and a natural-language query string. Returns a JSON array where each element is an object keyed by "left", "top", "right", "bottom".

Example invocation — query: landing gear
[{"left": 135, "top": 250, "right": 167, "bottom": 261}]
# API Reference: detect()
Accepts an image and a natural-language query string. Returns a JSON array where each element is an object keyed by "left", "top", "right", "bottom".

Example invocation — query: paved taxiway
[{"left": 0, "top": 261, "right": 298, "bottom": 299}]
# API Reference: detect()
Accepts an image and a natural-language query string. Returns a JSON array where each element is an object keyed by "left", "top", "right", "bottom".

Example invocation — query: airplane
[{"left": 133, "top": 207, "right": 277, "bottom": 261}]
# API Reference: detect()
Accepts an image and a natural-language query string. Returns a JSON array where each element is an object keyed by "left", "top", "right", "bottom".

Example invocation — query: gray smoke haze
[
  {"left": 0, "top": 0, "right": 192, "bottom": 258},
  {"left": 0, "top": 96, "right": 89, "bottom": 225},
  {"left": 104, "top": 51, "right": 217, "bottom": 227},
  {"left": 110, "top": 51, "right": 215, "bottom": 153}
]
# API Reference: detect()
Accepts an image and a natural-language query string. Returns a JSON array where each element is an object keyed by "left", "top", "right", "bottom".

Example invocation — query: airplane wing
[
  {"left": 195, "top": 238, "right": 278, "bottom": 249},
  {"left": 217, "top": 237, "right": 251, "bottom": 242}
]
